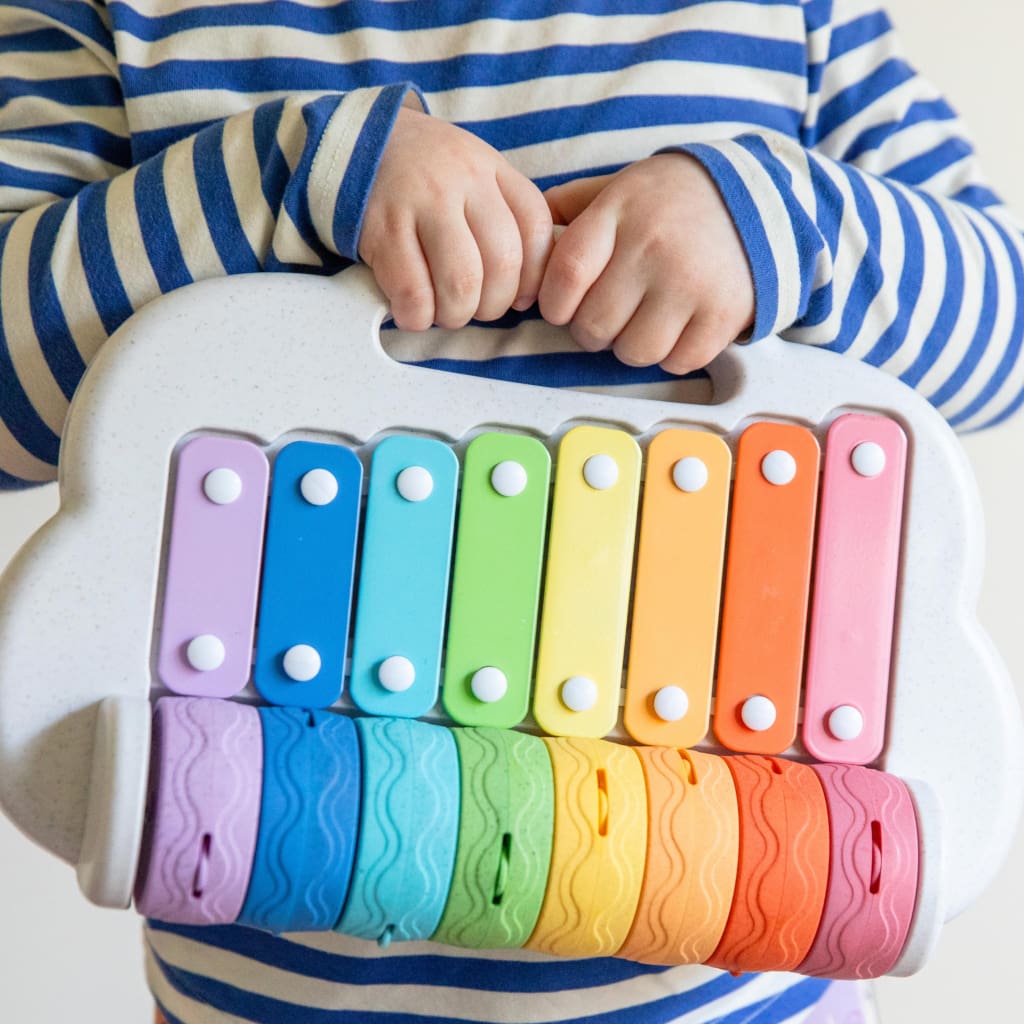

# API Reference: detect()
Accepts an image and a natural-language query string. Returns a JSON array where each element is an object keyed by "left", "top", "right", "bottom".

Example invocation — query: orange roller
[
  {"left": 617, "top": 748, "right": 739, "bottom": 965},
  {"left": 707, "top": 755, "right": 830, "bottom": 974}
]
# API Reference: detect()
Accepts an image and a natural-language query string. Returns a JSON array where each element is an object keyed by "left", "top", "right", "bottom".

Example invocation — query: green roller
[{"left": 433, "top": 727, "right": 554, "bottom": 949}]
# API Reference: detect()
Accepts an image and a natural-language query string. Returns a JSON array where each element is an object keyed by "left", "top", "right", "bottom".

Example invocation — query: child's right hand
[{"left": 358, "top": 107, "right": 553, "bottom": 331}]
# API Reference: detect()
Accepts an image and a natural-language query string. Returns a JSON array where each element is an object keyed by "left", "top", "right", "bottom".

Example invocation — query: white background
[{"left": 1, "top": 1, "right": 1021, "bottom": 1020}]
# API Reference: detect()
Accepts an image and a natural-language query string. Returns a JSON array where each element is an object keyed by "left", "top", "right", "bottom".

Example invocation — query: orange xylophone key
[{"left": 714, "top": 423, "right": 820, "bottom": 754}]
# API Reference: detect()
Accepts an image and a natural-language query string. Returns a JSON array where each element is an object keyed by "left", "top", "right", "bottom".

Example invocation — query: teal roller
[{"left": 336, "top": 717, "right": 460, "bottom": 944}]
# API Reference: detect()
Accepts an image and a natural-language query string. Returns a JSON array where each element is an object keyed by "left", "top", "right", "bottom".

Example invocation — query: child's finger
[
  {"left": 417, "top": 213, "right": 485, "bottom": 329},
  {"left": 465, "top": 193, "right": 524, "bottom": 322},
  {"left": 610, "top": 294, "right": 692, "bottom": 367},
  {"left": 537, "top": 212, "right": 617, "bottom": 326},
  {"left": 564, "top": 253, "right": 645, "bottom": 354},
  {"left": 497, "top": 168, "right": 555, "bottom": 310},
  {"left": 658, "top": 310, "right": 737, "bottom": 375},
  {"left": 544, "top": 174, "right": 613, "bottom": 225},
  {"left": 369, "top": 229, "right": 436, "bottom": 332}
]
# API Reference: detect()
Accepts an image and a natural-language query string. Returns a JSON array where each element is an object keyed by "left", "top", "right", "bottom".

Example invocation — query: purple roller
[
  {"left": 157, "top": 435, "right": 269, "bottom": 698},
  {"left": 135, "top": 697, "right": 262, "bottom": 925}
]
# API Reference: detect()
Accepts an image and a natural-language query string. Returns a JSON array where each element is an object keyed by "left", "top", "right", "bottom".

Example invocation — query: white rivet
[
  {"left": 741, "top": 695, "right": 777, "bottom": 732},
  {"left": 186, "top": 634, "right": 225, "bottom": 672},
  {"left": 653, "top": 685, "right": 689, "bottom": 722},
  {"left": 396, "top": 465, "right": 433, "bottom": 502},
  {"left": 561, "top": 675, "right": 598, "bottom": 713},
  {"left": 203, "top": 467, "right": 242, "bottom": 505},
  {"left": 583, "top": 454, "right": 618, "bottom": 490},
  {"left": 761, "top": 450, "right": 797, "bottom": 486},
  {"left": 851, "top": 442, "right": 886, "bottom": 478},
  {"left": 490, "top": 460, "right": 528, "bottom": 497},
  {"left": 672, "top": 457, "right": 708, "bottom": 493},
  {"left": 828, "top": 705, "right": 865, "bottom": 741},
  {"left": 283, "top": 644, "right": 321, "bottom": 682},
  {"left": 378, "top": 655, "right": 416, "bottom": 692},
  {"left": 300, "top": 467, "right": 338, "bottom": 506},
  {"left": 470, "top": 666, "right": 508, "bottom": 703}
]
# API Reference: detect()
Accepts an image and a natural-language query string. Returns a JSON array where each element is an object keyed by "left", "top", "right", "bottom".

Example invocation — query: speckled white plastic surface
[{"left": 0, "top": 265, "right": 1020, "bottom": 972}]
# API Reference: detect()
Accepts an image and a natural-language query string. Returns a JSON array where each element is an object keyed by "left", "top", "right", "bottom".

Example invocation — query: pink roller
[
  {"left": 800, "top": 764, "right": 919, "bottom": 979},
  {"left": 134, "top": 697, "right": 262, "bottom": 925}
]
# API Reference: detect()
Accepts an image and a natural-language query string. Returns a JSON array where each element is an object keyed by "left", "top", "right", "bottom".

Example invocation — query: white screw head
[
  {"left": 283, "top": 644, "right": 321, "bottom": 682},
  {"left": 653, "top": 685, "right": 689, "bottom": 722},
  {"left": 300, "top": 468, "right": 338, "bottom": 506},
  {"left": 851, "top": 442, "right": 886, "bottom": 478},
  {"left": 741, "top": 694, "right": 777, "bottom": 732},
  {"left": 203, "top": 467, "right": 242, "bottom": 505},
  {"left": 561, "top": 675, "right": 599, "bottom": 713},
  {"left": 583, "top": 454, "right": 618, "bottom": 490},
  {"left": 396, "top": 465, "right": 434, "bottom": 502},
  {"left": 828, "top": 704, "right": 865, "bottom": 741},
  {"left": 186, "top": 634, "right": 225, "bottom": 672},
  {"left": 672, "top": 457, "right": 708, "bottom": 493},
  {"left": 490, "top": 460, "right": 528, "bottom": 497},
  {"left": 378, "top": 655, "right": 416, "bottom": 692},
  {"left": 470, "top": 666, "right": 508, "bottom": 703},
  {"left": 761, "top": 450, "right": 797, "bottom": 486}
]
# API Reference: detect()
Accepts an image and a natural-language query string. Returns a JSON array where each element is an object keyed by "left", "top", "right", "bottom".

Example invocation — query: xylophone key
[
  {"left": 157, "top": 436, "right": 269, "bottom": 698},
  {"left": 532, "top": 426, "right": 641, "bottom": 738},
  {"left": 442, "top": 433, "right": 551, "bottom": 729},
  {"left": 253, "top": 441, "right": 362, "bottom": 708},
  {"left": 803, "top": 415, "right": 907, "bottom": 764},
  {"left": 714, "top": 423, "right": 820, "bottom": 754},
  {"left": 624, "top": 429, "right": 731, "bottom": 748},
  {"left": 349, "top": 436, "right": 459, "bottom": 718}
]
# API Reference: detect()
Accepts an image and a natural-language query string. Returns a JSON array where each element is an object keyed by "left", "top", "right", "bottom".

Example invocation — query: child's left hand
[{"left": 538, "top": 153, "right": 755, "bottom": 374}]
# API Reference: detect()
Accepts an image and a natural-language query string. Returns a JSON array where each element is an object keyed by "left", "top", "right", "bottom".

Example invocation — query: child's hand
[
  {"left": 359, "top": 107, "right": 553, "bottom": 330},
  {"left": 538, "top": 154, "right": 755, "bottom": 374}
]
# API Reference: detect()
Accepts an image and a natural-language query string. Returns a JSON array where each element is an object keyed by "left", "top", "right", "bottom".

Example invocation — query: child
[{"left": 0, "top": 1, "right": 1019, "bottom": 1021}]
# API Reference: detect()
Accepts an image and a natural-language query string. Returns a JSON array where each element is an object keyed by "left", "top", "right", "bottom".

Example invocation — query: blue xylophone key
[
  {"left": 253, "top": 441, "right": 362, "bottom": 708},
  {"left": 349, "top": 436, "right": 459, "bottom": 718}
]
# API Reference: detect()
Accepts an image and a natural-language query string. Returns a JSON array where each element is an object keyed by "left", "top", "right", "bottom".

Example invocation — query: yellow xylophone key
[
  {"left": 532, "top": 426, "right": 641, "bottom": 738},
  {"left": 624, "top": 429, "right": 731, "bottom": 747}
]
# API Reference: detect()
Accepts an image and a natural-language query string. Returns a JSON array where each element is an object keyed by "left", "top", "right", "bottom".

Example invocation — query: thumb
[{"left": 544, "top": 173, "right": 613, "bottom": 225}]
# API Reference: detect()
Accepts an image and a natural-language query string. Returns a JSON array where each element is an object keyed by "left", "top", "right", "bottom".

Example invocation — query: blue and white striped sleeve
[
  {"left": 672, "top": 0, "right": 1023, "bottom": 432},
  {"left": 0, "top": 1, "right": 418, "bottom": 489}
]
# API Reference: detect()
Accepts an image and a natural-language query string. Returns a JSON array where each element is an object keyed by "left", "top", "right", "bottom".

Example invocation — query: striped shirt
[{"left": 0, "top": 0, "right": 1008, "bottom": 1020}]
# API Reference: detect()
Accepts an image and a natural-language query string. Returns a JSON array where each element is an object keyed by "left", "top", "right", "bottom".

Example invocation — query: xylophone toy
[{"left": 0, "top": 267, "right": 1021, "bottom": 981}]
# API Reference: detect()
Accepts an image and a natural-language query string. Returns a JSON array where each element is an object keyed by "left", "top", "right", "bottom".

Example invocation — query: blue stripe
[
  {"left": 793, "top": 158, "right": 844, "bottom": 329},
  {"left": 0, "top": 74, "right": 122, "bottom": 107},
  {"left": 707, "top": 978, "right": 830, "bottom": 1024},
  {"left": 131, "top": 121, "right": 219, "bottom": 163},
  {"left": 886, "top": 137, "right": 974, "bottom": 187},
  {"left": 838, "top": 98, "right": 957, "bottom": 164},
  {"left": 192, "top": 121, "right": 261, "bottom": 273},
  {"left": 119, "top": 32, "right": 806, "bottom": 99},
  {"left": 927, "top": 218, "right": 999, "bottom": 412},
  {"left": 2, "top": 0, "right": 115, "bottom": 52},
  {"left": 954, "top": 184, "right": 1002, "bottom": 209},
  {"left": 0, "top": 465, "right": 47, "bottom": 489},
  {"left": 148, "top": 937, "right": 759, "bottom": 1023},
  {"left": 801, "top": 0, "right": 831, "bottom": 34},
  {"left": 816, "top": 58, "right": 916, "bottom": 142},
  {"left": 332, "top": 86, "right": 411, "bottom": 261},
  {"left": 76, "top": 180, "right": 135, "bottom": 334},
  {"left": 678, "top": 141, "right": 779, "bottom": 340},
  {"left": 827, "top": 10, "right": 892, "bottom": 61},
  {"left": 0, "top": 27, "right": 83, "bottom": 53},
  {"left": 109, "top": 0, "right": 760, "bottom": 38},
  {"left": 0, "top": 123, "right": 130, "bottom": 170},
  {"left": 947, "top": 214, "right": 1024, "bottom": 427},
  {"left": 0, "top": 224, "right": 61, "bottom": 466},
  {"left": 899, "top": 191, "right": 966, "bottom": 390},
  {"left": 27, "top": 203, "right": 86, "bottom": 401},
  {"left": 863, "top": 185, "right": 924, "bottom": 367},
  {"left": 0, "top": 159, "right": 89, "bottom": 200},
  {"left": 133, "top": 153, "right": 193, "bottom": 292},
  {"left": 251, "top": 100, "right": 291, "bottom": 215},
  {"left": 976, "top": 377, "right": 1024, "bottom": 430}
]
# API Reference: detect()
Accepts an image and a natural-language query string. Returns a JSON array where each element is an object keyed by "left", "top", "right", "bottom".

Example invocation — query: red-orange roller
[{"left": 707, "top": 756, "right": 830, "bottom": 974}]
